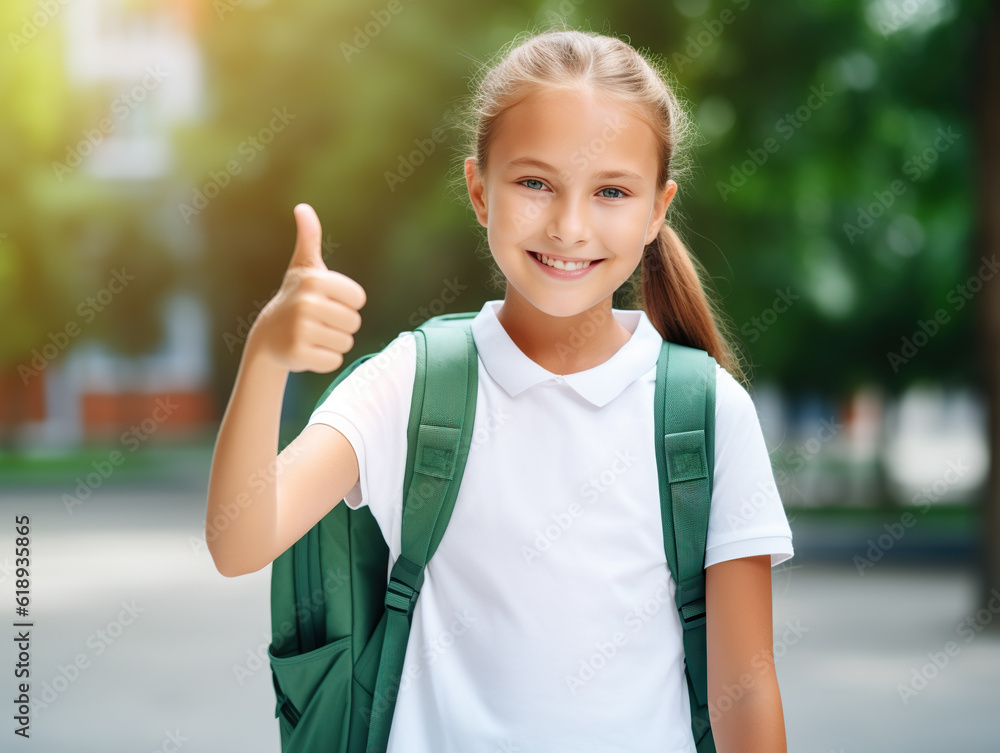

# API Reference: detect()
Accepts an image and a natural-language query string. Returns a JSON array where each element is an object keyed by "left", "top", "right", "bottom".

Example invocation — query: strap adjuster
[
  {"left": 679, "top": 597, "right": 706, "bottom": 629},
  {"left": 384, "top": 578, "right": 418, "bottom": 616}
]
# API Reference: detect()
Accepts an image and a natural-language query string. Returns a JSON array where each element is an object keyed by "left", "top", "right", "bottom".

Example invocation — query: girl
[{"left": 207, "top": 27, "right": 794, "bottom": 753}]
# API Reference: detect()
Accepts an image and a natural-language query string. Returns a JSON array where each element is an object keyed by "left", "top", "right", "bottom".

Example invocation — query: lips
[
  {"left": 525, "top": 249, "right": 604, "bottom": 280},
  {"left": 528, "top": 250, "right": 604, "bottom": 266}
]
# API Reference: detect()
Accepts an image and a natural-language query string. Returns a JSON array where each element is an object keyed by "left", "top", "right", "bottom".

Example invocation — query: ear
[
  {"left": 644, "top": 180, "right": 678, "bottom": 246},
  {"left": 464, "top": 157, "right": 488, "bottom": 227}
]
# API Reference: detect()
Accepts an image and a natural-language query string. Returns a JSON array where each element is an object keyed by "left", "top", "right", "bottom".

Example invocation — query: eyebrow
[{"left": 504, "top": 156, "right": 646, "bottom": 182}]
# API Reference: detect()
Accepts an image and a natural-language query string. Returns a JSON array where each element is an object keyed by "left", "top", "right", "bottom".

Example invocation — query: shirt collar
[{"left": 470, "top": 299, "right": 662, "bottom": 408}]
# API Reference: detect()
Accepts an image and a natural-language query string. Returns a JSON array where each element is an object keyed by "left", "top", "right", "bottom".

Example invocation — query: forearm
[
  {"left": 710, "top": 674, "right": 788, "bottom": 753},
  {"left": 206, "top": 333, "right": 290, "bottom": 576}
]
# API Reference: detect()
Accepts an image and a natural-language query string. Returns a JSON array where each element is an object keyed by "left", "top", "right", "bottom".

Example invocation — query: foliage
[{"left": 1, "top": 0, "right": 986, "bottom": 405}]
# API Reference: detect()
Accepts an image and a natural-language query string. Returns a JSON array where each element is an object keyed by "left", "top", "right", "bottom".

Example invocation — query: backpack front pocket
[{"left": 268, "top": 634, "right": 352, "bottom": 752}]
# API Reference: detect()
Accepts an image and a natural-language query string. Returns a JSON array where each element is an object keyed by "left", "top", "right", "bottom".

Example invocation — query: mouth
[{"left": 527, "top": 250, "right": 604, "bottom": 270}]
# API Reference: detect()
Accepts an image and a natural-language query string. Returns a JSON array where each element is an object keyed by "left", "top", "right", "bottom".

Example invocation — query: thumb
[{"left": 288, "top": 203, "right": 327, "bottom": 270}]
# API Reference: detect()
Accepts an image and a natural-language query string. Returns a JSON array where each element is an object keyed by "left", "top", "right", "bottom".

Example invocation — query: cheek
[
  {"left": 495, "top": 190, "right": 552, "bottom": 233},
  {"left": 597, "top": 205, "right": 651, "bottom": 245}
]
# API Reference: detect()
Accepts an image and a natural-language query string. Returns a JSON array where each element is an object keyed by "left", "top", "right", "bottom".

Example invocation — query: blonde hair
[{"left": 449, "top": 25, "right": 746, "bottom": 386}]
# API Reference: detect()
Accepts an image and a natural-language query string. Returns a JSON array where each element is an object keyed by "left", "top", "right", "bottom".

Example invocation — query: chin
[{"left": 524, "top": 292, "right": 606, "bottom": 319}]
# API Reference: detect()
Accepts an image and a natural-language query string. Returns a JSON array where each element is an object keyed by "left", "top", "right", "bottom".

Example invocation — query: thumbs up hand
[{"left": 248, "top": 203, "right": 367, "bottom": 373}]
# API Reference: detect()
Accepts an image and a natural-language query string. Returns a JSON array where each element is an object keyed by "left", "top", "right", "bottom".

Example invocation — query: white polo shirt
[{"left": 305, "top": 299, "right": 794, "bottom": 753}]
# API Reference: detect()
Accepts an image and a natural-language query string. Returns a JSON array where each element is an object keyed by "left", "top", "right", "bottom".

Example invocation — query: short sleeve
[
  {"left": 304, "top": 332, "right": 415, "bottom": 534},
  {"left": 705, "top": 364, "right": 794, "bottom": 569}
]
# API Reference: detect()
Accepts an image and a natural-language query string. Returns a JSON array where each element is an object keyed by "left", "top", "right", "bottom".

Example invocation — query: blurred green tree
[{"left": 183, "top": 0, "right": 983, "bottom": 406}]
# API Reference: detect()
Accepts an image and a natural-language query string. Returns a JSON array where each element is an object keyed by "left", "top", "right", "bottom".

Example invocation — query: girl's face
[{"left": 464, "top": 86, "right": 676, "bottom": 319}]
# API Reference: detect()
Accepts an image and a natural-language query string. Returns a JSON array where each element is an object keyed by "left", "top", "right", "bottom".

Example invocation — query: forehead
[{"left": 491, "top": 86, "right": 660, "bottom": 180}]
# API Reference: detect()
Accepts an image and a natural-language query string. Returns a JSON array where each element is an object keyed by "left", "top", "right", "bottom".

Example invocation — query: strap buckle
[
  {"left": 679, "top": 597, "right": 706, "bottom": 629},
  {"left": 677, "top": 575, "right": 706, "bottom": 629},
  {"left": 384, "top": 577, "right": 418, "bottom": 616}
]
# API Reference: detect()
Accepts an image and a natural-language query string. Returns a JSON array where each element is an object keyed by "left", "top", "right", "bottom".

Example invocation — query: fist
[{"left": 249, "top": 203, "right": 367, "bottom": 373}]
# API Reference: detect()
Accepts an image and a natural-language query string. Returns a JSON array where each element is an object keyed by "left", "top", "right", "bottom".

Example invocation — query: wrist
[{"left": 242, "top": 326, "right": 289, "bottom": 381}]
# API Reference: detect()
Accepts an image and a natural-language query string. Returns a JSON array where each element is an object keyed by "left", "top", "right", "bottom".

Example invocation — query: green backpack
[{"left": 267, "top": 311, "right": 718, "bottom": 753}]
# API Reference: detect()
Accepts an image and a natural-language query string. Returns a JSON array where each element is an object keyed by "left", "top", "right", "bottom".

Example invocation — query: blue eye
[
  {"left": 521, "top": 179, "right": 546, "bottom": 190},
  {"left": 600, "top": 187, "right": 626, "bottom": 199}
]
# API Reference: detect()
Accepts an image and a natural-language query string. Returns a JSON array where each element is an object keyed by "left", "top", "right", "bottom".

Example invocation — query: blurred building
[
  {"left": 20, "top": 0, "right": 214, "bottom": 447},
  {"left": 753, "top": 380, "right": 988, "bottom": 508}
]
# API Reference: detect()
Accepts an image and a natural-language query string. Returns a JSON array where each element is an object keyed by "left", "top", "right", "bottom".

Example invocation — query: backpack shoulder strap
[
  {"left": 654, "top": 340, "right": 717, "bottom": 752},
  {"left": 365, "top": 323, "right": 478, "bottom": 753},
  {"left": 399, "top": 323, "right": 479, "bottom": 566}
]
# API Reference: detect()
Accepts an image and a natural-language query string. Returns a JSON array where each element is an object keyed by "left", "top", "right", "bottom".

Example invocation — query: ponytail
[{"left": 637, "top": 222, "right": 747, "bottom": 388}]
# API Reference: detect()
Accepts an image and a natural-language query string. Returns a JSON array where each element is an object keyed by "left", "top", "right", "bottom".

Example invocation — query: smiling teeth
[{"left": 537, "top": 253, "right": 591, "bottom": 271}]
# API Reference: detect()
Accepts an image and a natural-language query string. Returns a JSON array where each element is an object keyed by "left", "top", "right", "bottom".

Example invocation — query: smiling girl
[{"left": 207, "top": 26, "right": 793, "bottom": 753}]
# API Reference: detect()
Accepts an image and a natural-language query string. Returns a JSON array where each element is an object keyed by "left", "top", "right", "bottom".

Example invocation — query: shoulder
[
  {"left": 313, "top": 330, "right": 417, "bottom": 411},
  {"left": 714, "top": 361, "right": 759, "bottom": 427},
  {"left": 347, "top": 330, "right": 416, "bottom": 383},
  {"left": 365, "top": 329, "right": 417, "bottom": 369},
  {"left": 710, "top": 360, "right": 775, "bottom": 474}
]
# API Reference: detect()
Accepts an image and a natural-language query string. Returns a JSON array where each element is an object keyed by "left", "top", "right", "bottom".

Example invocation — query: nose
[{"left": 545, "top": 193, "right": 590, "bottom": 247}]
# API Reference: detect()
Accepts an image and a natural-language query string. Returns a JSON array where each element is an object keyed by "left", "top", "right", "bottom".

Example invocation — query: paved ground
[{"left": 0, "top": 482, "right": 997, "bottom": 752}]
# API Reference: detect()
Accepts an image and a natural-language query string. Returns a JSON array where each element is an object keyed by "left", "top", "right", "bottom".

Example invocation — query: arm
[
  {"left": 205, "top": 334, "right": 288, "bottom": 577},
  {"left": 705, "top": 553, "right": 788, "bottom": 753},
  {"left": 205, "top": 337, "right": 362, "bottom": 577},
  {"left": 205, "top": 203, "right": 367, "bottom": 577}
]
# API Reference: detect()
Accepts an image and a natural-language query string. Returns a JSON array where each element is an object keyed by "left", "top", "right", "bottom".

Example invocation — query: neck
[{"left": 494, "top": 292, "right": 632, "bottom": 375}]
